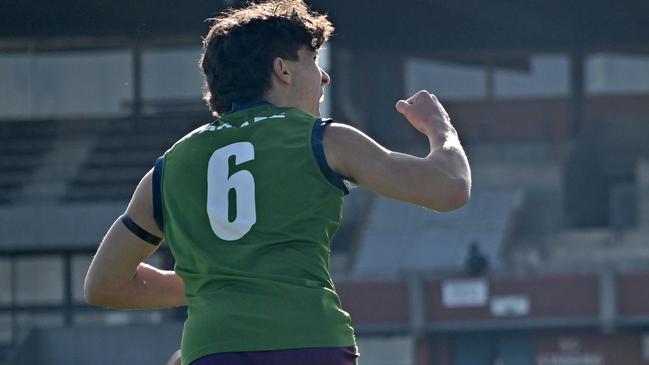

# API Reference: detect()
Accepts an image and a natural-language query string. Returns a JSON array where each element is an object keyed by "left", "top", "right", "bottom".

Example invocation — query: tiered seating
[
  {"left": 0, "top": 120, "right": 58, "bottom": 204},
  {"left": 64, "top": 115, "right": 204, "bottom": 202},
  {"left": 352, "top": 188, "right": 522, "bottom": 277},
  {"left": 0, "top": 114, "right": 206, "bottom": 204}
]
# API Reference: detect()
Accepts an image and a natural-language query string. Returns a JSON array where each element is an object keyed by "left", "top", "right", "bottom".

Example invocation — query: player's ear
[{"left": 272, "top": 57, "right": 292, "bottom": 84}]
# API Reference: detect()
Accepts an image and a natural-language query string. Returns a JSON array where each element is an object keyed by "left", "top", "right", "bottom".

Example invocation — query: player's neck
[
  {"left": 263, "top": 88, "right": 314, "bottom": 115},
  {"left": 263, "top": 91, "right": 296, "bottom": 110}
]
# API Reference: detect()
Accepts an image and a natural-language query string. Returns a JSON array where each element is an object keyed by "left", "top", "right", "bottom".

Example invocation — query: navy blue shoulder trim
[
  {"left": 152, "top": 156, "right": 165, "bottom": 232},
  {"left": 311, "top": 119, "right": 349, "bottom": 195},
  {"left": 227, "top": 100, "right": 272, "bottom": 114}
]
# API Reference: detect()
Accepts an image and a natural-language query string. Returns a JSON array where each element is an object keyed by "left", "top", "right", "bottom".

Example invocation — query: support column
[
  {"left": 407, "top": 274, "right": 425, "bottom": 336},
  {"left": 408, "top": 275, "right": 431, "bottom": 365},
  {"left": 637, "top": 159, "right": 649, "bottom": 229},
  {"left": 364, "top": 52, "right": 409, "bottom": 149},
  {"left": 63, "top": 253, "right": 73, "bottom": 326},
  {"left": 330, "top": 47, "right": 413, "bottom": 150},
  {"left": 132, "top": 46, "right": 143, "bottom": 116},
  {"left": 569, "top": 52, "right": 585, "bottom": 138},
  {"left": 329, "top": 45, "right": 366, "bottom": 128},
  {"left": 599, "top": 270, "right": 617, "bottom": 333}
]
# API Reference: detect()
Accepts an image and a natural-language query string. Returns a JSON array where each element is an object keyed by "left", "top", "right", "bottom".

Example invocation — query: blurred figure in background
[{"left": 465, "top": 241, "right": 489, "bottom": 277}]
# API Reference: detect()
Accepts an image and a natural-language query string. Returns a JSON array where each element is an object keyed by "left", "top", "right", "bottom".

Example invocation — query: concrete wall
[
  {"left": 0, "top": 202, "right": 126, "bottom": 250},
  {"left": 11, "top": 323, "right": 183, "bottom": 365},
  {"left": 638, "top": 159, "right": 649, "bottom": 229}
]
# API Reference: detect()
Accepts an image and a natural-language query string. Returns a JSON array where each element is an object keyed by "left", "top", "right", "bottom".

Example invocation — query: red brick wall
[
  {"left": 425, "top": 274, "right": 599, "bottom": 322},
  {"left": 617, "top": 271, "right": 649, "bottom": 317},
  {"left": 336, "top": 280, "right": 409, "bottom": 325}
]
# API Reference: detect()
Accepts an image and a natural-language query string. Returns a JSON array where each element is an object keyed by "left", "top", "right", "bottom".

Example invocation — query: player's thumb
[{"left": 395, "top": 100, "right": 411, "bottom": 115}]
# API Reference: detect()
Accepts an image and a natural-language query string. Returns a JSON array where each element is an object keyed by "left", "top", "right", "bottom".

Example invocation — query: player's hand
[{"left": 395, "top": 90, "right": 452, "bottom": 140}]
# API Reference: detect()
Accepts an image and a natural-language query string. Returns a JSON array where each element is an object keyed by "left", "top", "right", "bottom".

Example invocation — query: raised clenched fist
[{"left": 395, "top": 90, "right": 452, "bottom": 141}]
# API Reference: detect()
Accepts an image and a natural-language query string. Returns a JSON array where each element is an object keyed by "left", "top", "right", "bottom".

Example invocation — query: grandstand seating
[
  {"left": 352, "top": 189, "right": 522, "bottom": 277},
  {"left": 0, "top": 115, "right": 205, "bottom": 205},
  {"left": 64, "top": 115, "right": 204, "bottom": 202},
  {"left": 0, "top": 120, "right": 57, "bottom": 204}
]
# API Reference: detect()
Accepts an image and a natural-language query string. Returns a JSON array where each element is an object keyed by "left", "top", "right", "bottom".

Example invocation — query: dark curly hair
[{"left": 200, "top": 0, "right": 334, "bottom": 116}]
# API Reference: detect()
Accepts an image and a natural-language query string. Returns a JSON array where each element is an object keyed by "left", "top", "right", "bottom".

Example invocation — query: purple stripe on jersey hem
[{"left": 190, "top": 346, "right": 359, "bottom": 365}]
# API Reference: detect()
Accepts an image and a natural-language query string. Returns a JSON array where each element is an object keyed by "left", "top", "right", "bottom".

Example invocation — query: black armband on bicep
[{"left": 120, "top": 214, "right": 163, "bottom": 246}]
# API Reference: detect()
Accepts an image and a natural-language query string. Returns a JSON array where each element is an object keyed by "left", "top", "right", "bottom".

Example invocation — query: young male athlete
[{"left": 84, "top": 1, "right": 471, "bottom": 364}]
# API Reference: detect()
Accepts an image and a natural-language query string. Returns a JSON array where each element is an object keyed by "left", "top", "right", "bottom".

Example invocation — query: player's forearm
[
  {"left": 426, "top": 146, "right": 471, "bottom": 210},
  {"left": 86, "top": 263, "right": 186, "bottom": 310},
  {"left": 427, "top": 127, "right": 470, "bottom": 179},
  {"left": 416, "top": 123, "right": 471, "bottom": 209},
  {"left": 384, "top": 146, "right": 470, "bottom": 211},
  {"left": 126, "top": 263, "right": 187, "bottom": 309}
]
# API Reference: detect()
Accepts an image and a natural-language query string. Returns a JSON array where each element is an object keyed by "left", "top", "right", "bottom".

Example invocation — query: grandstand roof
[{"left": 2, "top": 0, "right": 649, "bottom": 54}]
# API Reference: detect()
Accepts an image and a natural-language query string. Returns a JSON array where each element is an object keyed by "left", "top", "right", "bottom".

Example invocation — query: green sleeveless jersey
[{"left": 155, "top": 104, "right": 356, "bottom": 365}]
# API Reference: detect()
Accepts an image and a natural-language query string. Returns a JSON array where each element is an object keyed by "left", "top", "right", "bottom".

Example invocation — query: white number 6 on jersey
[{"left": 206, "top": 142, "right": 256, "bottom": 241}]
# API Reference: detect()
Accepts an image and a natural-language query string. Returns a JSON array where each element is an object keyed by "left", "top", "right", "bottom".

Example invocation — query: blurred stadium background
[{"left": 2, "top": 0, "right": 649, "bottom": 364}]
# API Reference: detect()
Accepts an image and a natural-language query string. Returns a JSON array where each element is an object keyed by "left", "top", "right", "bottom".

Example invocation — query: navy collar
[{"left": 228, "top": 100, "right": 273, "bottom": 114}]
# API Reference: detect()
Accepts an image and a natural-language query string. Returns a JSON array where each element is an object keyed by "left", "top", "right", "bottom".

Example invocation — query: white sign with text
[
  {"left": 442, "top": 279, "right": 488, "bottom": 308},
  {"left": 490, "top": 294, "right": 530, "bottom": 316}
]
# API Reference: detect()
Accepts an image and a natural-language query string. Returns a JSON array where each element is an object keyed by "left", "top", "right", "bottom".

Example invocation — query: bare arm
[
  {"left": 324, "top": 90, "right": 471, "bottom": 211},
  {"left": 84, "top": 170, "right": 186, "bottom": 309}
]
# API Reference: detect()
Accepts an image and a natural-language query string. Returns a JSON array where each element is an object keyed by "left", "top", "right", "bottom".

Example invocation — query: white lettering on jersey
[{"left": 198, "top": 113, "right": 286, "bottom": 134}]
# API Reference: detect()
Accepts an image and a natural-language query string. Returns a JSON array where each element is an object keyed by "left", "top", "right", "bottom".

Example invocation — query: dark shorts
[{"left": 190, "top": 346, "right": 359, "bottom": 365}]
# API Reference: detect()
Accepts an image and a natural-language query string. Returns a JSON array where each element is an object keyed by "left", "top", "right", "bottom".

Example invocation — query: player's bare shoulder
[
  {"left": 322, "top": 123, "right": 364, "bottom": 179},
  {"left": 322, "top": 122, "right": 389, "bottom": 185}
]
